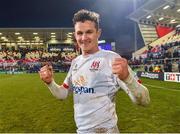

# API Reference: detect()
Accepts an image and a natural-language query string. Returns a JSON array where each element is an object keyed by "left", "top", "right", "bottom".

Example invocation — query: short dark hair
[{"left": 73, "top": 9, "right": 100, "bottom": 30}]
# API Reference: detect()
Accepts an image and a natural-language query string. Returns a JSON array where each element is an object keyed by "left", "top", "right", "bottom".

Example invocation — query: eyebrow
[{"left": 76, "top": 29, "right": 94, "bottom": 33}]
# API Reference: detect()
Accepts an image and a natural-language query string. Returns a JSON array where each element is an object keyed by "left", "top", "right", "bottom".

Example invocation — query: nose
[{"left": 82, "top": 33, "right": 88, "bottom": 41}]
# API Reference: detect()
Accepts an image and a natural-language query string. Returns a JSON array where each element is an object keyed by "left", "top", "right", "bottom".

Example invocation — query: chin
[
  {"left": 82, "top": 49, "right": 89, "bottom": 52},
  {"left": 81, "top": 47, "right": 89, "bottom": 51}
]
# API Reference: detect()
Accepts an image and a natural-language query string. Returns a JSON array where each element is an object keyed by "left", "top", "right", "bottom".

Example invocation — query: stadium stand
[
  {"left": 0, "top": 48, "right": 79, "bottom": 73},
  {"left": 0, "top": 0, "right": 179, "bottom": 76},
  {"left": 128, "top": 0, "right": 180, "bottom": 74}
]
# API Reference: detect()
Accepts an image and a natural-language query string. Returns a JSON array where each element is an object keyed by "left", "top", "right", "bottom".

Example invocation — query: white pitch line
[{"left": 143, "top": 83, "right": 180, "bottom": 91}]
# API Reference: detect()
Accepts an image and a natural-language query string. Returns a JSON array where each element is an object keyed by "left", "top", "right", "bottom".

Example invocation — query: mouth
[{"left": 80, "top": 41, "right": 91, "bottom": 45}]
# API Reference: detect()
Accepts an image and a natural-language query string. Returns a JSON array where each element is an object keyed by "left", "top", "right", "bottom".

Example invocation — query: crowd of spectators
[
  {"left": 1, "top": 28, "right": 180, "bottom": 74},
  {"left": 0, "top": 48, "right": 79, "bottom": 73},
  {"left": 129, "top": 31, "right": 180, "bottom": 73}
]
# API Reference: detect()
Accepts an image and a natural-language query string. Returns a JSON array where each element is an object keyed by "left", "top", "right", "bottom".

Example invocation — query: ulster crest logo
[{"left": 90, "top": 60, "right": 100, "bottom": 71}]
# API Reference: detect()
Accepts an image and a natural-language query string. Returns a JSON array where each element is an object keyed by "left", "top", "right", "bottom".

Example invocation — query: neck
[{"left": 82, "top": 48, "right": 100, "bottom": 56}]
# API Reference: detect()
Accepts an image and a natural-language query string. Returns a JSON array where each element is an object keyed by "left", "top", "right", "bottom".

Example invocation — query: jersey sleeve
[
  {"left": 106, "top": 51, "right": 150, "bottom": 106},
  {"left": 63, "top": 60, "right": 74, "bottom": 90},
  {"left": 118, "top": 66, "right": 150, "bottom": 106}
]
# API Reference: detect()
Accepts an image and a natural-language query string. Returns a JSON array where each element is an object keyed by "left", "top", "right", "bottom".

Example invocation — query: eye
[
  {"left": 86, "top": 30, "right": 93, "bottom": 34},
  {"left": 76, "top": 31, "right": 83, "bottom": 36}
]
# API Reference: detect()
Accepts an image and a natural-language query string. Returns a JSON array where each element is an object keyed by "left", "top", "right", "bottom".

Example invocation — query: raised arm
[
  {"left": 39, "top": 65, "right": 68, "bottom": 100},
  {"left": 112, "top": 58, "right": 150, "bottom": 106}
]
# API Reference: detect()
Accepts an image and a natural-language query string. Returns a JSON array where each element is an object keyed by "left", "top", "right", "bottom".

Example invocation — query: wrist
[
  {"left": 123, "top": 73, "right": 134, "bottom": 84},
  {"left": 46, "top": 79, "right": 54, "bottom": 85},
  {"left": 47, "top": 79, "right": 58, "bottom": 89}
]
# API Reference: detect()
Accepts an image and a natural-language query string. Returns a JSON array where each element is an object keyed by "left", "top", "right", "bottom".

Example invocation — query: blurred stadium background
[{"left": 0, "top": 0, "right": 180, "bottom": 133}]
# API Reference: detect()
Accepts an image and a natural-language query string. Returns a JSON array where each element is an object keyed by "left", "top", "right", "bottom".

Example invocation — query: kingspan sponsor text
[{"left": 73, "top": 85, "right": 95, "bottom": 94}]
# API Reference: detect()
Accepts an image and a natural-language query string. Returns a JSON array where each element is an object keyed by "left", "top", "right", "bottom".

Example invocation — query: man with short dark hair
[{"left": 39, "top": 9, "right": 150, "bottom": 133}]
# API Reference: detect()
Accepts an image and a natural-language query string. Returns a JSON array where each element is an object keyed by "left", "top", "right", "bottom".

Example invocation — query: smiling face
[{"left": 74, "top": 20, "right": 101, "bottom": 55}]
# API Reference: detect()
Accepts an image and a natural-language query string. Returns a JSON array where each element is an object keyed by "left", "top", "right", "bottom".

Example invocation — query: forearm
[
  {"left": 47, "top": 80, "right": 68, "bottom": 100},
  {"left": 123, "top": 73, "right": 150, "bottom": 106}
]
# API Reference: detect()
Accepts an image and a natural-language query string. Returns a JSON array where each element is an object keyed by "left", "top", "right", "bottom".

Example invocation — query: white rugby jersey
[{"left": 63, "top": 50, "right": 149, "bottom": 132}]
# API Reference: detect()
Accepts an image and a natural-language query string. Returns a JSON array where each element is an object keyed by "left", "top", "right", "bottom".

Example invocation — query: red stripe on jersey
[
  {"left": 63, "top": 83, "right": 69, "bottom": 89},
  {"left": 138, "top": 79, "right": 142, "bottom": 84}
]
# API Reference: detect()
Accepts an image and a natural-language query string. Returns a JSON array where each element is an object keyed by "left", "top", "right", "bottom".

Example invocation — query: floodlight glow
[
  {"left": 170, "top": 19, "right": 177, "bottom": 23},
  {"left": 98, "top": 40, "right": 106, "bottom": 44},
  {"left": 163, "top": 5, "right": 170, "bottom": 10},
  {"left": 51, "top": 38, "right": 56, "bottom": 40},
  {"left": 51, "top": 35, "right": 56, "bottom": 38},
  {"left": 34, "top": 36, "right": 40, "bottom": 39},
  {"left": 146, "top": 15, "right": 151, "bottom": 19},
  {"left": 33, "top": 33, "right": 38, "bottom": 35},
  {"left": 51, "top": 33, "right": 56, "bottom": 35},
  {"left": 177, "top": 9, "right": 180, "bottom": 12},
  {"left": 18, "top": 36, "right": 23, "bottom": 39},
  {"left": 15, "top": 32, "right": 20, "bottom": 35},
  {"left": 67, "top": 34, "right": 72, "bottom": 38},
  {"left": 1, "top": 37, "right": 6, "bottom": 39},
  {"left": 158, "top": 17, "right": 164, "bottom": 21},
  {"left": 176, "top": 24, "right": 180, "bottom": 28}
]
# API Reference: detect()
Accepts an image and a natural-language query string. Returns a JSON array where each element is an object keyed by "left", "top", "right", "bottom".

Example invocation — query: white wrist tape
[
  {"left": 123, "top": 73, "right": 134, "bottom": 84},
  {"left": 122, "top": 68, "right": 150, "bottom": 106}
]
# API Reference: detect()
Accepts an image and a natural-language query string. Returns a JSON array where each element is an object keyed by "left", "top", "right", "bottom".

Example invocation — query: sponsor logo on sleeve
[{"left": 72, "top": 64, "right": 78, "bottom": 71}]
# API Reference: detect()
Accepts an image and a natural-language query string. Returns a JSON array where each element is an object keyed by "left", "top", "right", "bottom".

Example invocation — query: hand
[
  {"left": 39, "top": 64, "right": 53, "bottom": 84},
  {"left": 112, "top": 57, "right": 129, "bottom": 81}
]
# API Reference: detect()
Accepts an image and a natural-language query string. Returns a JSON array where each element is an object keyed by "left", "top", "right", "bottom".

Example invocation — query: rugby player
[{"left": 39, "top": 9, "right": 150, "bottom": 133}]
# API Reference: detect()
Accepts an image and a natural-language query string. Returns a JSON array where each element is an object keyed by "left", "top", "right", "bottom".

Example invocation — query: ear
[{"left": 97, "top": 28, "right": 102, "bottom": 39}]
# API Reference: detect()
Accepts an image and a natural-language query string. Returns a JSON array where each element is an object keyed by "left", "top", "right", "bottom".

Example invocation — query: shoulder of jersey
[
  {"left": 71, "top": 55, "right": 81, "bottom": 63},
  {"left": 100, "top": 50, "right": 120, "bottom": 57}
]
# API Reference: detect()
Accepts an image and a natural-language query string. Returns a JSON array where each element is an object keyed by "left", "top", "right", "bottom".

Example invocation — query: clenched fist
[
  {"left": 39, "top": 64, "right": 53, "bottom": 84},
  {"left": 112, "top": 57, "right": 129, "bottom": 81}
]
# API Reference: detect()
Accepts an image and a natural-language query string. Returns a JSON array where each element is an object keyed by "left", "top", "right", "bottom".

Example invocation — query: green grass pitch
[{"left": 0, "top": 73, "right": 180, "bottom": 133}]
